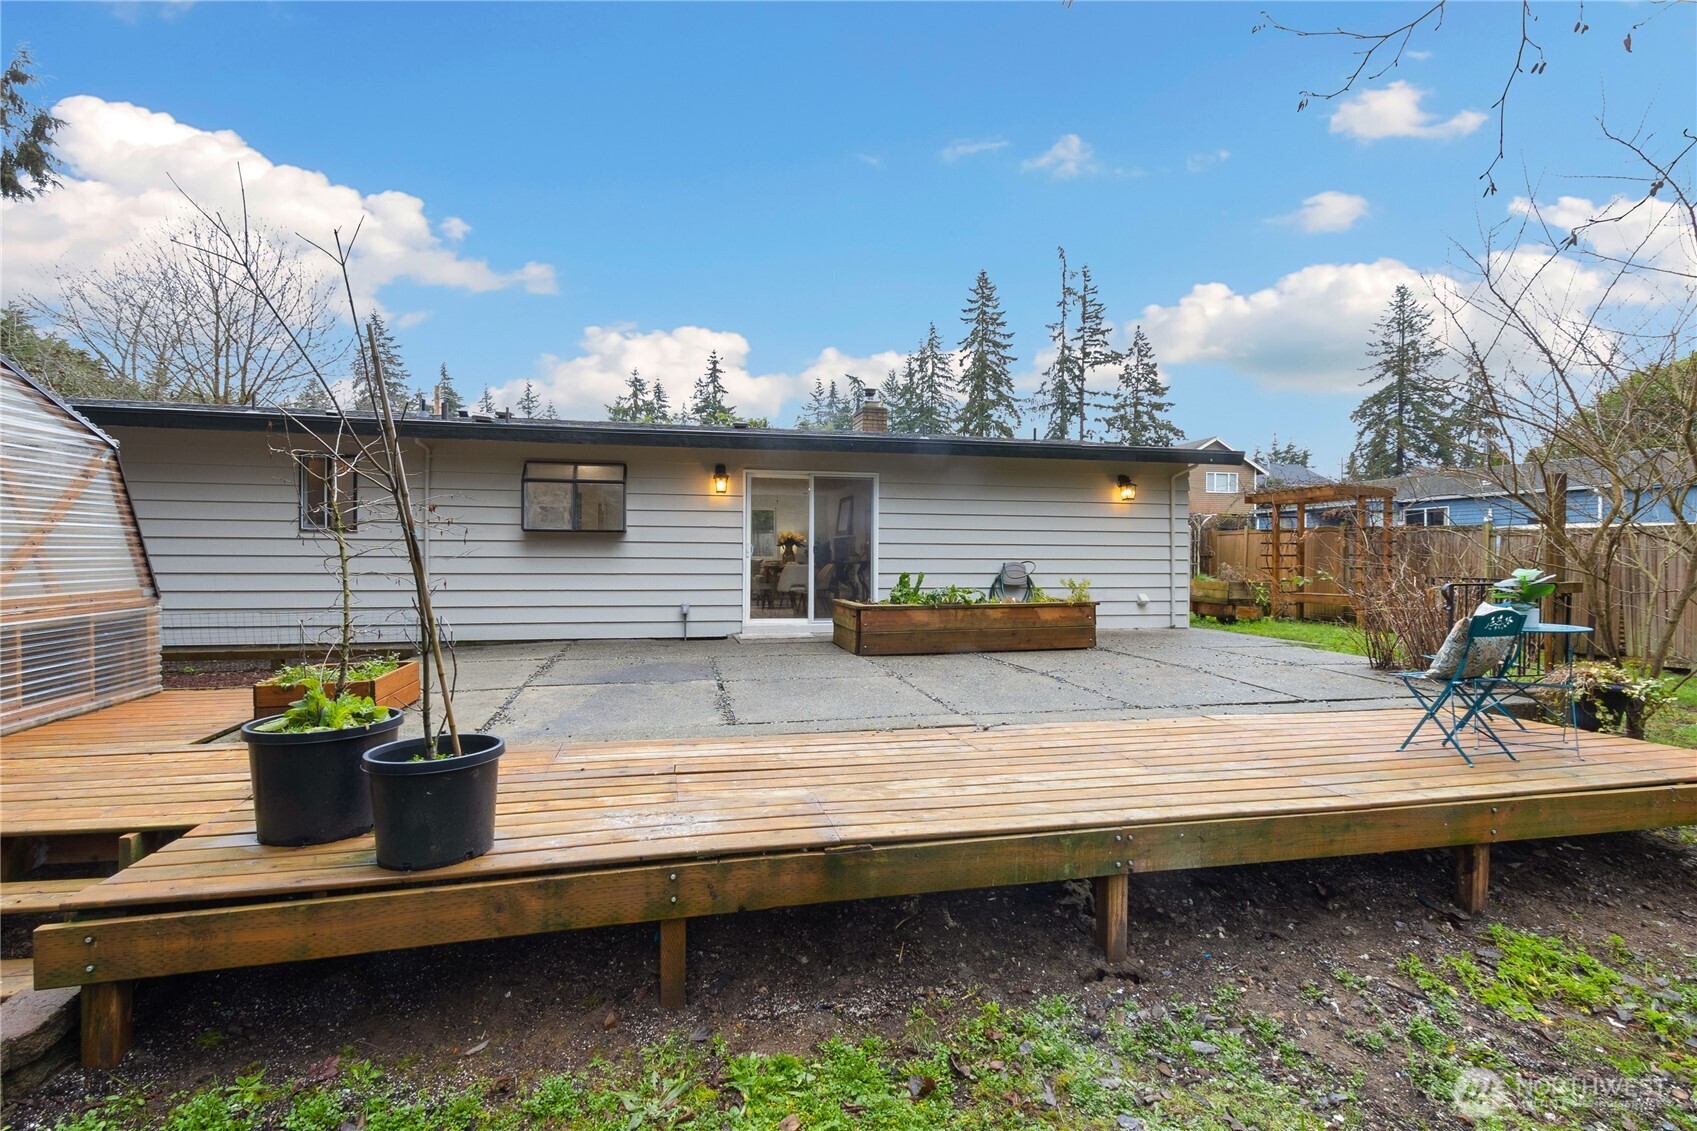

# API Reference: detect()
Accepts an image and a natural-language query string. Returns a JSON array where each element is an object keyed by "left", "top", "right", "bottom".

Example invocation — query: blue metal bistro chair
[{"left": 1399, "top": 606, "right": 1529, "bottom": 764}]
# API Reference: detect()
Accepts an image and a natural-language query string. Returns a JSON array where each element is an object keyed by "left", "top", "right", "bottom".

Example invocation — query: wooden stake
[
  {"left": 1093, "top": 873, "right": 1128, "bottom": 963},
  {"left": 1453, "top": 844, "right": 1490, "bottom": 914},
  {"left": 80, "top": 980, "right": 133, "bottom": 1068},
  {"left": 659, "top": 919, "right": 687, "bottom": 1010}
]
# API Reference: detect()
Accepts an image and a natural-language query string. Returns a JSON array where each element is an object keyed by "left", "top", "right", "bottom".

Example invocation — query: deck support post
[
  {"left": 1093, "top": 873, "right": 1128, "bottom": 963},
  {"left": 1453, "top": 844, "right": 1490, "bottom": 913},
  {"left": 80, "top": 980, "right": 134, "bottom": 1068},
  {"left": 659, "top": 919, "right": 686, "bottom": 1010}
]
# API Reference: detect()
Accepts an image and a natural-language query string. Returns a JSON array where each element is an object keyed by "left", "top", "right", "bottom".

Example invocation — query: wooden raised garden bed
[
  {"left": 252, "top": 659, "right": 422, "bottom": 717},
  {"left": 833, "top": 600, "right": 1096, "bottom": 656},
  {"left": 1190, "top": 579, "right": 1261, "bottom": 623}
]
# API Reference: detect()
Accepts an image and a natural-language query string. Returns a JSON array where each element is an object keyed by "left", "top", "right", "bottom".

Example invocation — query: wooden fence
[{"left": 1193, "top": 524, "right": 1694, "bottom": 668}]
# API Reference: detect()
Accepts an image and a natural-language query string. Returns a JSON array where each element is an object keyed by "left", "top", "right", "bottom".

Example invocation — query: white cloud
[
  {"left": 1185, "top": 149, "right": 1230, "bottom": 173},
  {"left": 0, "top": 96, "right": 557, "bottom": 309},
  {"left": 1139, "top": 258, "right": 1431, "bottom": 393},
  {"left": 1021, "top": 134, "right": 1098, "bottom": 179},
  {"left": 940, "top": 138, "right": 1009, "bottom": 162},
  {"left": 1405, "top": 49, "right": 1434, "bottom": 61},
  {"left": 855, "top": 153, "right": 882, "bottom": 168},
  {"left": 1329, "top": 81, "right": 1486, "bottom": 141},
  {"left": 485, "top": 327, "right": 907, "bottom": 424},
  {"left": 1510, "top": 192, "right": 1697, "bottom": 281},
  {"left": 1279, "top": 190, "right": 1371, "bottom": 233},
  {"left": 439, "top": 216, "right": 471, "bottom": 242}
]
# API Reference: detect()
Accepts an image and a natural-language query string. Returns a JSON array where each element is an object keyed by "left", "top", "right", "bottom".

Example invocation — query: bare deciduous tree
[
  {"left": 1436, "top": 125, "right": 1696, "bottom": 676},
  {"left": 30, "top": 219, "right": 343, "bottom": 405}
]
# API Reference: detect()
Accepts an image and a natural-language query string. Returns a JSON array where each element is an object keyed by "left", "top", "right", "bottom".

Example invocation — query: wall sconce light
[
  {"left": 713, "top": 464, "right": 729, "bottom": 494},
  {"left": 1116, "top": 474, "right": 1136, "bottom": 502}
]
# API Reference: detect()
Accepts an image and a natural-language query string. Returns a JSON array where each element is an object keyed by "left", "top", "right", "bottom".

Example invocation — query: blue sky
[{"left": 3, "top": 1, "right": 1690, "bottom": 471}]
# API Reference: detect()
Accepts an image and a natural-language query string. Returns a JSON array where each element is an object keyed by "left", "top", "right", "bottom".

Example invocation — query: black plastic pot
[
  {"left": 363, "top": 733, "right": 504, "bottom": 871},
  {"left": 1573, "top": 685, "right": 1645, "bottom": 738},
  {"left": 241, "top": 710, "right": 405, "bottom": 846}
]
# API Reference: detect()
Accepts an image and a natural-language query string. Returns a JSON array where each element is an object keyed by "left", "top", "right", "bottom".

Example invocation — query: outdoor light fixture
[
  {"left": 713, "top": 464, "right": 729, "bottom": 494},
  {"left": 1116, "top": 475, "right": 1136, "bottom": 502}
]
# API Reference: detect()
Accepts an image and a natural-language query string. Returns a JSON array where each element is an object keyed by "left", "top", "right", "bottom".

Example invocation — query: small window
[
  {"left": 1204, "top": 471, "right": 1240, "bottom": 494},
  {"left": 299, "top": 454, "right": 358, "bottom": 532},
  {"left": 523, "top": 462, "right": 626, "bottom": 532},
  {"left": 1404, "top": 506, "right": 1450, "bottom": 527}
]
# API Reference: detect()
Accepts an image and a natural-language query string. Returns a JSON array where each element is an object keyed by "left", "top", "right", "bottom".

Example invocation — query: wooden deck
[
  {"left": 1, "top": 688, "right": 252, "bottom": 754},
  {"left": 9, "top": 708, "right": 1697, "bottom": 1068}
]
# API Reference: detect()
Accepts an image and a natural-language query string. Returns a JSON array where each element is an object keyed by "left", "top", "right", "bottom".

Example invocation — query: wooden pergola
[{"left": 1242, "top": 483, "right": 1395, "bottom": 619}]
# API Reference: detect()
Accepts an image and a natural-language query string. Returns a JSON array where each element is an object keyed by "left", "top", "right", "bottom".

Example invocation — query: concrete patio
[{"left": 442, "top": 627, "right": 1410, "bottom": 742}]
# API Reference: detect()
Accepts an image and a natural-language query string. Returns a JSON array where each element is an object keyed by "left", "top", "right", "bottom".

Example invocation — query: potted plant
[
  {"left": 241, "top": 678, "right": 403, "bottom": 845},
  {"left": 187, "top": 202, "right": 502, "bottom": 872},
  {"left": 1489, "top": 567, "right": 1557, "bottom": 628},
  {"left": 1540, "top": 661, "right": 1673, "bottom": 739}
]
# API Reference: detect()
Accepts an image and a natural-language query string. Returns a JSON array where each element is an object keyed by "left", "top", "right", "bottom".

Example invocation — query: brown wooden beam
[
  {"left": 659, "top": 919, "right": 687, "bottom": 1010},
  {"left": 1093, "top": 873, "right": 1128, "bottom": 963},
  {"left": 34, "top": 828, "right": 1133, "bottom": 988},
  {"left": 80, "top": 980, "right": 133, "bottom": 1068},
  {"left": 1454, "top": 844, "right": 1490, "bottom": 913}
]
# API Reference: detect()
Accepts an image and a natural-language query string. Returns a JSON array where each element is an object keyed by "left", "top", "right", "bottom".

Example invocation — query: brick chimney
[{"left": 852, "top": 391, "right": 889, "bottom": 433}]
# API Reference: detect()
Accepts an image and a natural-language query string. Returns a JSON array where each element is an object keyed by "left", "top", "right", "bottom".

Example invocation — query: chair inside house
[
  {"left": 775, "top": 562, "right": 809, "bottom": 614},
  {"left": 1399, "top": 605, "right": 1529, "bottom": 765}
]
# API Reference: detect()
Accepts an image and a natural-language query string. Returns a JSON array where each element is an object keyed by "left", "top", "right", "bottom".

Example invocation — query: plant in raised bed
[
  {"left": 240, "top": 677, "right": 402, "bottom": 846},
  {"left": 253, "top": 651, "right": 421, "bottom": 716},
  {"left": 835, "top": 570, "right": 1095, "bottom": 655},
  {"left": 184, "top": 189, "right": 501, "bottom": 871}
]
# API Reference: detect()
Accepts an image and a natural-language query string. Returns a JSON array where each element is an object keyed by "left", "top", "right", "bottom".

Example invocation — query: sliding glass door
[{"left": 746, "top": 473, "right": 875, "bottom": 625}]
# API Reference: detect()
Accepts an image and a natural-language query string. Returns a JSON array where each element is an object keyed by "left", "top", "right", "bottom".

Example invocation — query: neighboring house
[
  {"left": 1176, "top": 437, "right": 1265, "bottom": 518},
  {"left": 1256, "top": 463, "right": 1332, "bottom": 491},
  {"left": 1374, "top": 456, "right": 1694, "bottom": 528},
  {"left": 1, "top": 357, "right": 161, "bottom": 733},
  {"left": 72, "top": 396, "right": 1243, "bottom": 647}
]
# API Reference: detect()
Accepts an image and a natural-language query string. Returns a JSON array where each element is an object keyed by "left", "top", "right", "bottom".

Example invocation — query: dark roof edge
[
  {"left": 71, "top": 399, "right": 1245, "bottom": 467},
  {"left": 2, "top": 355, "right": 125, "bottom": 452}
]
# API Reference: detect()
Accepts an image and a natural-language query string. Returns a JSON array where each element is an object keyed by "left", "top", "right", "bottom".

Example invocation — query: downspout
[{"left": 1169, "top": 467, "right": 1188, "bottom": 628}]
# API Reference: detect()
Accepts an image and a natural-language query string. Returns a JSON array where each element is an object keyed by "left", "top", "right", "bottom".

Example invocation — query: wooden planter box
[
  {"left": 833, "top": 600, "right": 1096, "bottom": 656},
  {"left": 1189, "top": 579, "right": 1261, "bottom": 623},
  {"left": 252, "top": 659, "right": 422, "bottom": 718}
]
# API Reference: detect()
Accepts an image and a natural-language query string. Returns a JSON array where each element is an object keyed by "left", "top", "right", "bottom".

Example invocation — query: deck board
[
  {"left": 2, "top": 689, "right": 253, "bottom": 753},
  {"left": 55, "top": 709, "right": 1697, "bottom": 912}
]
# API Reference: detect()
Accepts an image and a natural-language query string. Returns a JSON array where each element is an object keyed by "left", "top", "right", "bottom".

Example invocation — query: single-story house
[
  {"left": 70, "top": 395, "right": 1242, "bottom": 648},
  {"left": 1377, "top": 456, "right": 1694, "bottom": 529},
  {"left": 1176, "top": 437, "right": 1265, "bottom": 518}
]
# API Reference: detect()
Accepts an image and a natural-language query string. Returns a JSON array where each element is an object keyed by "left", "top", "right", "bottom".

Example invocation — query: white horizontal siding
[{"left": 109, "top": 426, "right": 1192, "bottom": 645}]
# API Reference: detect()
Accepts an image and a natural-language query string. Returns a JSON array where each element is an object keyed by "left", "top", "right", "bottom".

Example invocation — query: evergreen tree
[
  {"left": 689, "top": 350, "right": 736, "bottom": 425},
  {"left": 2, "top": 48, "right": 64, "bottom": 202},
  {"left": 1255, "top": 435, "right": 1313, "bottom": 467},
  {"left": 1071, "top": 264, "right": 1119, "bottom": 440},
  {"left": 1103, "top": 327, "right": 1182, "bottom": 446},
  {"left": 542, "top": 401, "right": 559, "bottom": 420},
  {"left": 607, "top": 368, "right": 652, "bottom": 422},
  {"left": 799, "top": 376, "right": 831, "bottom": 429},
  {"left": 1448, "top": 354, "right": 1499, "bottom": 468},
  {"left": 516, "top": 380, "right": 542, "bottom": 419},
  {"left": 882, "top": 355, "right": 923, "bottom": 432},
  {"left": 1347, "top": 284, "right": 1456, "bottom": 478},
  {"left": 0, "top": 304, "right": 112, "bottom": 397},
  {"left": 435, "top": 363, "right": 464, "bottom": 414},
  {"left": 356, "top": 312, "right": 413, "bottom": 412},
  {"left": 907, "top": 322, "right": 957, "bottom": 434},
  {"left": 955, "top": 270, "right": 1020, "bottom": 438},
  {"left": 1033, "top": 248, "right": 1079, "bottom": 440},
  {"left": 477, "top": 386, "right": 496, "bottom": 414},
  {"left": 649, "top": 378, "right": 672, "bottom": 423}
]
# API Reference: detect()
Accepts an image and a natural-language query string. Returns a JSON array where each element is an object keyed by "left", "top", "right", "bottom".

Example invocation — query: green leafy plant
[
  {"left": 250, "top": 678, "right": 391, "bottom": 735},
  {"left": 264, "top": 653, "right": 403, "bottom": 689},
  {"left": 1058, "top": 577, "right": 1093, "bottom": 603},
  {"left": 1489, "top": 566, "right": 1557, "bottom": 605},
  {"left": 886, "top": 572, "right": 986, "bottom": 606},
  {"left": 888, "top": 571, "right": 927, "bottom": 604}
]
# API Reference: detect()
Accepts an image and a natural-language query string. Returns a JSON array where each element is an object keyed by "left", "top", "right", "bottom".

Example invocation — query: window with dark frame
[
  {"left": 1404, "top": 506, "right": 1450, "bottom": 527},
  {"left": 298, "top": 453, "right": 359, "bottom": 532},
  {"left": 522, "top": 461, "right": 627, "bottom": 532}
]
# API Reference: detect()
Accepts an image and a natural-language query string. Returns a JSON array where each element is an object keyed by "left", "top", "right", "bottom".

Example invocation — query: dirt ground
[{"left": 7, "top": 825, "right": 1694, "bottom": 1128}]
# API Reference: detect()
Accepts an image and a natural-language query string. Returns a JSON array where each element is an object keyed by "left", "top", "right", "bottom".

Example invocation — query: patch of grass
[
  {"left": 1396, "top": 953, "right": 1463, "bottom": 1028},
  {"left": 1190, "top": 614, "right": 1367, "bottom": 656},
  {"left": 1645, "top": 671, "right": 1697, "bottom": 750}
]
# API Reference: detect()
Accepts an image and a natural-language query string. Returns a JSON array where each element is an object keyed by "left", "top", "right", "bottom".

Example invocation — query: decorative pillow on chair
[{"left": 1423, "top": 606, "right": 1514, "bottom": 680}]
